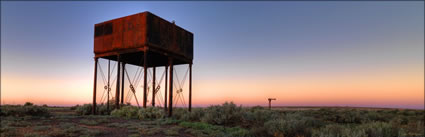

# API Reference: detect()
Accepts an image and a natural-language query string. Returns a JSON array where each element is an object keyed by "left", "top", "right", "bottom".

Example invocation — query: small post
[
  {"left": 143, "top": 52, "right": 148, "bottom": 108},
  {"left": 268, "top": 98, "right": 276, "bottom": 109},
  {"left": 189, "top": 63, "right": 192, "bottom": 112},
  {"left": 168, "top": 58, "right": 174, "bottom": 117},
  {"left": 92, "top": 58, "right": 98, "bottom": 115},
  {"left": 121, "top": 63, "right": 125, "bottom": 105},
  {"left": 115, "top": 55, "right": 120, "bottom": 109},
  {"left": 164, "top": 65, "right": 168, "bottom": 111},
  {"left": 152, "top": 66, "right": 156, "bottom": 107}
]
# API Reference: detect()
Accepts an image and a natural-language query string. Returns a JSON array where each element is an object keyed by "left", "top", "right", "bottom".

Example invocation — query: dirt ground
[{"left": 1, "top": 107, "right": 195, "bottom": 137}]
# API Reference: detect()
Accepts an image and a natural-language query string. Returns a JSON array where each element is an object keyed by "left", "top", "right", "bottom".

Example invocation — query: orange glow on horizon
[{"left": 1, "top": 58, "right": 423, "bottom": 109}]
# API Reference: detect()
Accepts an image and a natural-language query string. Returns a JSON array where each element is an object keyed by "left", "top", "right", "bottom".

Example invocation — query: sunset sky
[{"left": 1, "top": 2, "right": 424, "bottom": 109}]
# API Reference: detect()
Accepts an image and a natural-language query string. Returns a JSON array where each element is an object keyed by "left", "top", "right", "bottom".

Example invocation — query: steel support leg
[
  {"left": 168, "top": 58, "right": 174, "bottom": 117},
  {"left": 121, "top": 63, "right": 125, "bottom": 105},
  {"left": 107, "top": 60, "right": 110, "bottom": 111},
  {"left": 115, "top": 55, "right": 120, "bottom": 109},
  {"left": 92, "top": 58, "right": 98, "bottom": 115},
  {"left": 143, "top": 52, "right": 148, "bottom": 108},
  {"left": 189, "top": 64, "right": 192, "bottom": 112},
  {"left": 152, "top": 66, "right": 156, "bottom": 107},
  {"left": 164, "top": 65, "right": 168, "bottom": 111}
]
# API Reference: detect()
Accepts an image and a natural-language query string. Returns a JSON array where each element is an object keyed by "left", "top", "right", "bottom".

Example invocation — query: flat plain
[{"left": 1, "top": 102, "right": 424, "bottom": 137}]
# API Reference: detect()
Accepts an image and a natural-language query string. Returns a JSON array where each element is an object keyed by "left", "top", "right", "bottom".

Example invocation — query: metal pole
[
  {"left": 168, "top": 58, "right": 173, "bottom": 117},
  {"left": 269, "top": 99, "right": 271, "bottom": 109},
  {"left": 121, "top": 63, "right": 125, "bottom": 105},
  {"left": 268, "top": 98, "right": 276, "bottom": 109},
  {"left": 189, "top": 63, "right": 192, "bottom": 112},
  {"left": 143, "top": 52, "right": 148, "bottom": 108},
  {"left": 92, "top": 58, "right": 98, "bottom": 115},
  {"left": 107, "top": 59, "right": 110, "bottom": 111},
  {"left": 164, "top": 65, "right": 168, "bottom": 110},
  {"left": 152, "top": 66, "right": 156, "bottom": 107},
  {"left": 115, "top": 55, "right": 120, "bottom": 109}
]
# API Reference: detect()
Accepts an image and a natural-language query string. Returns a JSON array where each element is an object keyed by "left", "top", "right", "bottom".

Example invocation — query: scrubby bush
[
  {"left": 224, "top": 126, "right": 251, "bottom": 137},
  {"left": 312, "top": 124, "right": 367, "bottom": 137},
  {"left": 70, "top": 105, "right": 79, "bottom": 110},
  {"left": 264, "top": 118, "right": 309, "bottom": 137},
  {"left": 319, "top": 109, "right": 366, "bottom": 124},
  {"left": 24, "top": 102, "right": 34, "bottom": 106},
  {"left": 362, "top": 110, "right": 398, "bottom": 123},
  {"left": 404, "top": 121, "right": 425, "bottom": 136},
  {"left": 170, "top": 107, "right": 205, "bottom": 121},
  {"left": 202, "top": 102, "right": 243, "bottom": 126},
  {"left": 75, "top": 104, "right": 92, "bottom": 115},
  {"left": 180, "top": 121, "right": 251, "bottom": 137},
  {"left": 243, "top": 107, "right": 278, "bottom": 127},
  {"left": 172, "top": 108, "right": 189, "bottom": 120},
  {"left": 138, "top": 107, "right": 165, "bottom": 120},
  {"left": 0, "top": 103, "right": 50, "bottom": 117},
  {"left": 158, "top": 118, "right": 183, "bottom": 125},
  {"left": 339, "top": 109, "right": 365, "bottom": 124},
  {"left": 263, "top": 113, "right": 322, "bottom": 137},
  {"left": 357, "top": 122, "right": 403, "bottom": 137},
  {"left": 243, "top": 108, "right": 278, "bottom": 136},
  {"left": 96, "top": 104, "right": 112, "bottom": 115},
  {"left": 111, "top": 106, "right": 140, "bottom": 119},
  {"left": 186, "top": 108, "right": 205, "bottom": 121},
  {"left": 75, "top": 103, "right": 117, "bottom": 115}
]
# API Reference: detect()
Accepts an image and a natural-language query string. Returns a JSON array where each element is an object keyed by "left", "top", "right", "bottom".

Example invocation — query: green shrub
[
  {"left": 264, "top": 113, "right": 320, "bottom": 137},
  {"left": 24, "top": 102, "right": 34, "bottom": 106},
  {"left": 180, "top": 121, "right": 221, "bottom": 131},
  {"left": 96, "top": 104, "right": 111, "bottom": 115},
  {"left": 201, "top": 102, "right": 243, "bottom": 126},
  {"left": 75, "top": 103, "right": 117, "bottom": 115},
  {"left": 363, "top": 111, "right": 391, "bottom": 123},
  {"left": 224, "top": 127, "right": 251, "bottom": 137},
  {"left": 75, "top": 104, "right": 92, "bottom": 115},
  {"left": 158, "top": 118, "right": 182, "bottom": 125},
  {"left": 79, "top": 119, "right": 99, "bottom": 126},
  {"left": 171, "top": 107, "right": 205, "bottom": 121},
  {"left": 180, "top": 121, "right": 251, "bottom": 137},
  {"left": 250, "top": 105, "right": 265, "bottom": 110},
  {"left": 340, "top": 109, "right": 365, "bottom": 124},
  {"left": 400, "top": 110, "right": 417, "bottom": 116},
  {"left": 243, "top": 109, "right": 274, "bottom": 136},
  {"left": 402, "top": 121, "right": 425, "bottom": 136},
  {"left": 70, "top": 105, "right": 79, "bottom": 110},
  {"left": 111, "top": 106, "right": 140, "bottom": 119},
  {"left": 138, "top": 107, "right": 165, "bottom": 120},
  {"left": 243, "top": 108, "right": 277, "bottom": 127},
  {"left": 357, "top": 122, "right": 402, "bottom": 137},
  {"left": 164, "top": 126, "right": 182, "bottom": 136},
  {"left": 172, "top": 108, "right": 189, "bottom": 120},
  {"left": 319, "top": 109, "right": 366, "bottom": 124},
  {"left": 186, "top": 108, "right": 205, "bottom": 121},
  {"left": 0, "top": 104, "right": 50, "bottom": 117},
  {"left": 312, "top": 124, "right": 367, "bottom": 137}
]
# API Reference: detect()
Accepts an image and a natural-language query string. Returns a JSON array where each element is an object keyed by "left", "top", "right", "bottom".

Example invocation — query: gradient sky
[{"left": 1, "top": 2, "right": 424, "bottom": 109}]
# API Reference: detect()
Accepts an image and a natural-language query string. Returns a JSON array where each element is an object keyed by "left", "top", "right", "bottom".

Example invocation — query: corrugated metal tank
[{"left": 94, "top": 11, "right": 193, "bottom": 61}]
